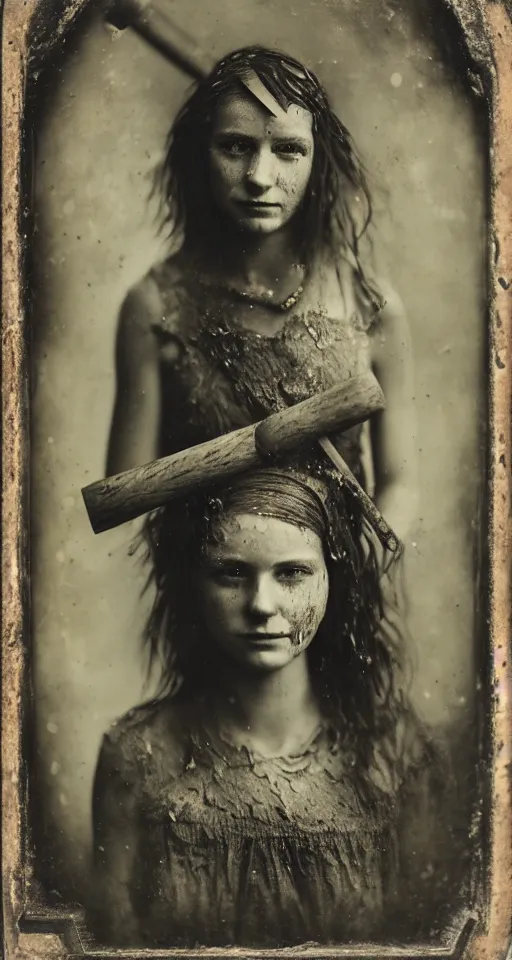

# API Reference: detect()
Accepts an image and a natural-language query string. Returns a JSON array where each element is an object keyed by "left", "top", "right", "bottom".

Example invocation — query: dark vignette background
[{"left": 22, "top": 0, "right": 490, "bottom": 927}]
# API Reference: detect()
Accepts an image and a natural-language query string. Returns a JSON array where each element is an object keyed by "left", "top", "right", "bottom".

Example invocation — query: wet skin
[
  {"left": 209, "top": 95, "right": 315, "bottom": 236},
  {"left": 198, "top": 513, "right": 329, "bottom": 673}
]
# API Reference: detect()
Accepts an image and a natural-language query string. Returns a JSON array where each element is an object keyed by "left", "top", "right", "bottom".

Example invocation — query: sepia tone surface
[
  {"left": 33, "top": 0, "right": 486, "bottom": 893},
  {"left": 2, "top": 0, "right": 511, "bottom": 957}
]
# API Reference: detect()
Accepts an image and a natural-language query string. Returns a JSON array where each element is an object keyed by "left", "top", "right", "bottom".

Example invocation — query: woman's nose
[
  {"left": 247, "top": 574, "right": 278, "bottom": 619},
  {"left": 245, "top": 146, "right": 274, "bottom": 192}
]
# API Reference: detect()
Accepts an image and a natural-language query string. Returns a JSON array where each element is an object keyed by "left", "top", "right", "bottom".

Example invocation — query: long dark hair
[
  {"left": 156, "top": 46, "right": 380, "bottom": 305},
  {"left": 139, "top": 471, "right": 424, "bottom": 795}
]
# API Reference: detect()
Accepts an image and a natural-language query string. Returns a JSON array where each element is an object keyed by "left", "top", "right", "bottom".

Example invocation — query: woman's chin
[
  {"left": 234, "top": 646, "right": 299, "bottom": 672},
  {"left": 226, "top": 210, "right": 289, "bottom": 235},
  {"left": 236, "top": 219, "right": 284, "bottom": 236}
]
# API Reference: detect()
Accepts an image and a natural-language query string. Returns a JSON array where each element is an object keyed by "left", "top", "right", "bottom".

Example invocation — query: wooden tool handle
[
  {"left": 82, "top": 373, "right": 384, "bottom": 534},
  {"left": 84, "top": 426, "right": 255, "bottom": 533},
  {"left": 104, "top": 0, "right": 214, "bottom": 79},
  {"left": 254, "top": 375, "right": 384, "bottom": 458}
]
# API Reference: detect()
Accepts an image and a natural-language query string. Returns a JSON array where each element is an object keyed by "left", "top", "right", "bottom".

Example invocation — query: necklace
[
  {"left": 214, "top": 265, "right": 306, "bottom": 313},
  {"left": 230, "top": 282, "right": 305, "bottom": 313}
]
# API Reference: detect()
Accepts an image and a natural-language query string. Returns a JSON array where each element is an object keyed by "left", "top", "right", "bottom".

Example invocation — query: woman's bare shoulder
[
  {"left": 317, "top": 256, "right": 400, "bottom": 329},
  {"left": 121, "top": 255, "right": 190, "bottom": 336},
  {"left": 363, "top": 275, "right": 412, "bottom": 363},
  {"left": 97, "top": 697, "right": 188, "bottom": 785},
  {"left": 372, "top": 276, "right": 406, "bottom": 318}
]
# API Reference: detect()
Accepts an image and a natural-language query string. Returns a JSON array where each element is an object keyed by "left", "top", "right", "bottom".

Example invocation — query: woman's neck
[
  {"left": 212, "top": 654, "right": 322, "bottom": 758},
  {"left": 188, "top": 221, "right": 303, "bottom": 291}
]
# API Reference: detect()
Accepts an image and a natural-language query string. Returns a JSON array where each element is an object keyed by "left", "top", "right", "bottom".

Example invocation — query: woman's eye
[
  {"left": 276, "top": 566, "right": 311, "bottom": 582},
  {"left": 275, "top": 143, "right": 306, "bottom": 158},
  {"left": 214, "top": 565, "right": 246, "bottom": 582},
  {"left": 219, "top": 139, "right": 251, "bottom": 157}
]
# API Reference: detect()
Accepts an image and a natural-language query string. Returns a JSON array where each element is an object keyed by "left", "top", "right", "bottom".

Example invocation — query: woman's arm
[
  {"left": 89, "top": 736, "right": 141, "bottom": 946},
  {"left": 106, "top": 277, "right": 163, "bottom": 477},
  {"left": 369, "top": 281, "right": 419, "bottom": 542}
]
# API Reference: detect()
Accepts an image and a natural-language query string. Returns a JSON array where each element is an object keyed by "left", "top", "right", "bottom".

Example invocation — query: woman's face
[
  {"left": 208, "top": 94, "right": 314, "bottom": 235},
  {"left": 198, "top": 513, "right": 328, "bottom": 672}
]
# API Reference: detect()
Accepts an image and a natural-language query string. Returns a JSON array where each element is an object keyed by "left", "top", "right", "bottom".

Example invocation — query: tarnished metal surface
[{"left": 1, "top": 0, "right": 510, "bottom": 957}]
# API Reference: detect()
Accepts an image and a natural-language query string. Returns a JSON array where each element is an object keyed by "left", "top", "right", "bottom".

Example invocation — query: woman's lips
[
  {"left": 240, "top": 632, "right": 289, "bottom": 642},
  {"left": 236, "top": 201, "right": 281, "bottom": 213}
]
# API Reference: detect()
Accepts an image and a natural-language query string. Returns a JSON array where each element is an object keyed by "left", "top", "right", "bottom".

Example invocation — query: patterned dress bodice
[
  {"left": 96, "top": 700, "right": 395, "bottom": 949},
  {"left": 93, "top": 697, "right": 462, "bottom": 949},
  {"left": 148, "top": 261, "right": 376, "bottom": 480}
]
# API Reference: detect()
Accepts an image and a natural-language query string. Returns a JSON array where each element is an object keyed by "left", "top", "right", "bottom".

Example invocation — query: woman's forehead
[
  {"left": 213, "top": 94, "right": 313, "bottom": 139},
  {"left": 206, "top": 512, "right": 323, "bottom": 558}
]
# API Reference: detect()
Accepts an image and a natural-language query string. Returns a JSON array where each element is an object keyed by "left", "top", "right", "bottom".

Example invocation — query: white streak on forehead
[{"left": 239, "top": 71, "right": 289, "bottom": 120}]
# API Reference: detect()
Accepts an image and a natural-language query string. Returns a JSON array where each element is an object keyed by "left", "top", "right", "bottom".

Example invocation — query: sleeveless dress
[
  {"left": 93, "top": 265, "right": 464, "bottom": 945},
  {"left": 93, "top": 696, "right": 459, "bottom": 949},
  {"left": 147, "top": 260, "right": 376, "bottom": 484}
]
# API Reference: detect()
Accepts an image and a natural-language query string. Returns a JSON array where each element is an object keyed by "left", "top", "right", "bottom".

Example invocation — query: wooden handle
[
  {"left": 82, "top": 373, "right": 384, "bottom": 534},
  {"left": 104, "top": 0, "right": 214, "bottom": 79},
  {"left": 254, "top": 374, "right": 384, "bottom": 458}
]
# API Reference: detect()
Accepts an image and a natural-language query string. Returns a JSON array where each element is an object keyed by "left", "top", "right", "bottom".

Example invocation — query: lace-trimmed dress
[
  {"left": 147, "top": 260, "right": 377, "bottom": 483},
  {"left": 93, "top": 697, "right": 458, "bottom": 948}
]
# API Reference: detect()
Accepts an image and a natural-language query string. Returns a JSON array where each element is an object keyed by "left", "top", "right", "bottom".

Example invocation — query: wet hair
[
  {"left": 138, "top": 469, "right": 420, "bottom": 793},
  {"left": 155, "top": 46, "right": 381, "bottom": 305}
]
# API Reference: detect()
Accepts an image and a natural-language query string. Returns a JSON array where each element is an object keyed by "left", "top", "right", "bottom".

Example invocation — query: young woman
[
  {"left": 91, "top": 464, "right": 459, "bottom": 948},
  {"left": 106, "top": 46, "right": 418, "bottom": 541}
]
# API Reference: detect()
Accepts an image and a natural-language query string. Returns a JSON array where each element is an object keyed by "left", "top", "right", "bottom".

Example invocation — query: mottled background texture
[{"left": 30, "top": 0, "right": 487, "bottom": 900}]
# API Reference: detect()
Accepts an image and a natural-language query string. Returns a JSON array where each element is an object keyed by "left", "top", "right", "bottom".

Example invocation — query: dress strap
[{"left": 145, "top": 258, "right": 198, "bottom": 340}]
